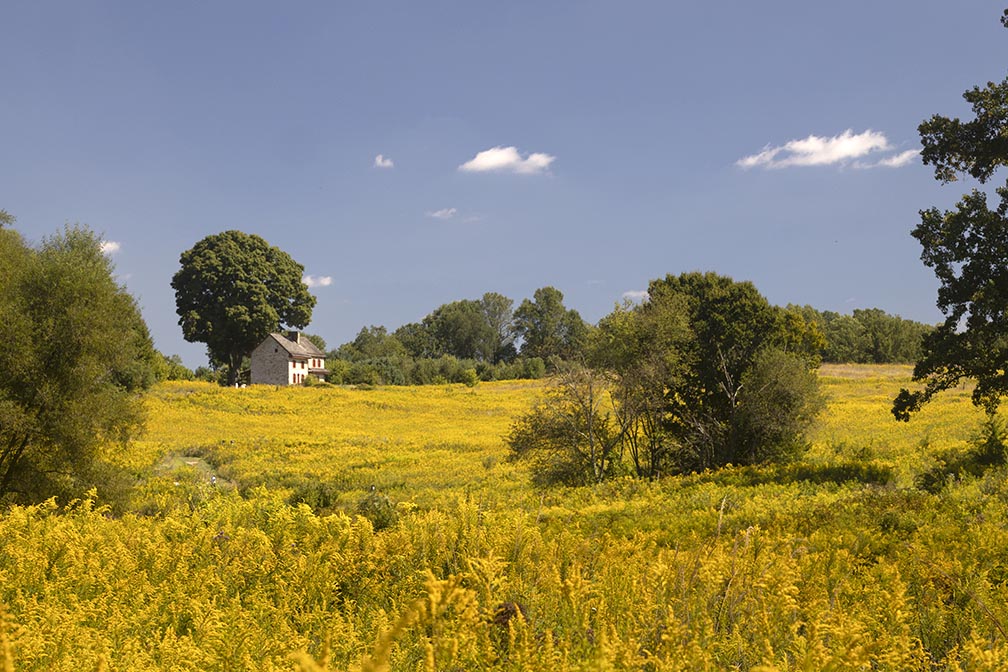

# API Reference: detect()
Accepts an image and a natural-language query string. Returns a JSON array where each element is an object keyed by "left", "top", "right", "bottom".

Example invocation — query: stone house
[{"left": 250, "top": 331, "right": 327, "bottom": 385}]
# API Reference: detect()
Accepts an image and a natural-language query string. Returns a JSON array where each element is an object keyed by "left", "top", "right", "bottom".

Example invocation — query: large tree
[
  {"left": 511, "top": 272, "right": 824, "bottom": 483},
  {"left": 424, "top": 299, "right": 497, "bottom": 361},
  {"left": 894, "top": 10, "right": 1008, "bottom": 420},
  {"left": 172, "top": 230, "right": 316, "bottom": 386},
  {"left": 1, "top": 224, "right": 157, "bottom": 505},
  {"left": 645, "top": 272, "right": 823, "bottom": 470},
  {"left": 513, "top": 286, "right": 588, "bottom": 362}
]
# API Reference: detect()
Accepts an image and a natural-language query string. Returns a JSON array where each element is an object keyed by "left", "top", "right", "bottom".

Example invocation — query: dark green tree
[
  {"left": 336, "top": 326, "right": 408, "bottom": 361},
  {"left": 425, "top": 299, "right": 497, "bottom": 361},
  {"left": 480, "top": 292, "right": 517, "bottom": 363},
  {"left": 1, "top": 224, "right": 157, "bottom": 505},
  {"left": 645, "top": 272, "right": 822, "bottom": 471},
  {"left": 393, "top": 321, "right": 438, "bottom": 359},
  {"left": 895, "top": 10, "right": 1008, "bottom": 420},
  {"left": 513, "top": 286, "right": 588, "bottom": 362},
  {"left": 818, "top": 311, "right": 870, "bottom": 363},
  {"left": 512, "top": 273, "right": 824, "bottom": 484},
  {"left": 171, "top": 231, "right": 316, "bottom": 386},
  {"left": 392, "top": 292, "right": 515, "bottom": 363}
]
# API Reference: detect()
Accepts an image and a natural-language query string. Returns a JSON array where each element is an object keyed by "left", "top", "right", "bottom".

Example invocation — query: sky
[{"left": 2, "top": 2, "right": 1006, "bottom": 368}]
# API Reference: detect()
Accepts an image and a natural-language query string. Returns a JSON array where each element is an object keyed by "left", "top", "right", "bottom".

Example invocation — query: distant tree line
[
  {"left": 323, "top": 288, "right": 587, "bottom": 386},
  {"left": 318, "top": 298, "right": 932, "bottom": 389},
  {"left": 158, "top": 297, "right": 934, "bottom": 387},
  {"left": 163, "top": 229, "right": 932, "bottom": 386},
  {"left": 789, "top": 306, "right": 934, "bottom": 364}
]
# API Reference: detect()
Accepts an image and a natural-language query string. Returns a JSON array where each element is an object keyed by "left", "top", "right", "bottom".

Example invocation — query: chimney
[{"left": 287, "top": 330, "right": 301, "bottom": 344}]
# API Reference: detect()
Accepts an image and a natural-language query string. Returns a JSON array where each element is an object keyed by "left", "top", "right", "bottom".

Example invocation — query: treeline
[
  {"left": 791, "top": 306, "right": 933, "bottom": 364},
  {"left": 318, "top": 297, "right": 933, "bottom": 388},
  {"left": 157, "top": 289, "right": 934, "bottom": 387},
  {"left": 322, "top": 287, "right": 586, "bottom": 385}
]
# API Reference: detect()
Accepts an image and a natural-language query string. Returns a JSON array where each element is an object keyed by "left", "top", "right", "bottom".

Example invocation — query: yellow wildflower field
[{"left": 1, "top": 366, "right": 1006, "bottom": 671}]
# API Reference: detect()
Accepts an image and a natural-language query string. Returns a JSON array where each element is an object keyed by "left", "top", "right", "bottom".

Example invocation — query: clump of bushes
[
  {"left": 916, "top": 416, "right": 1007, "bottom": 493},
  {"left": 325, "top": 354, "right": 546, "bottom": 386}
]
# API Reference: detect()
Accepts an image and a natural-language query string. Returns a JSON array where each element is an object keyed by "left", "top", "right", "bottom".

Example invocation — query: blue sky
[{"left": 2, "top": 2, "right": 1005, "bottom": 367}]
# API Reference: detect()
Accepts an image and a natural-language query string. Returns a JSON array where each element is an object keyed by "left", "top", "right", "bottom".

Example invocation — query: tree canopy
[
  {"left": 171, "top": 230, "right": 316, "bottom": 386},
  {"left": 1, "top": 223, "right": 157, "bottom": 505},
  {"left": 894, "top": 11, "right": 1008, "bottom": 420},
  {"left": 513, "top": 286, "right": 589, "bottom": 362},
  {"left": 511, "top": 272, "right": 824, "bottom": 484},
  {"left": 643, "top": 272, "right": 823, "bottom": 471}
]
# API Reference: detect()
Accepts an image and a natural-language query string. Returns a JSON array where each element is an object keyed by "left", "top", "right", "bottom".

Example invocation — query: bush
[
  {"left": 356, "top": 489, "right": 398, "bottom": 531},
  {"left": 460, "top": 367, "right": 479, "bottom": 387},
  {"left": 507, "top": 367, "right": 622, "bottom": 487},
  {"left": 916, "top": 416, "right": 1007, "bottom": 493},
  {"left": 734, "top": 348, "right": 826, "bottom": 464}
]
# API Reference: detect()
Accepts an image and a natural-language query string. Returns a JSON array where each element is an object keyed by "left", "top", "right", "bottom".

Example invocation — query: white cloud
[
  {"left": 302, "top": 275, "right": 333, "bottom": 288},
  {"left": 459, "top": 146, "right": 555, "bottom": 175},
  {"left": 427, "top": 207, "right": 457, "bottom": 220},
  {"left": 875, "top": 149, "right": 920, "bottom": 168},
  {"left": 737, "top": 129, "right": 898, "bottom": 169},
  {"left": 100, "top": 240, "right": 121, "bottom": 255},
  {"left": 374, "top": 154, "right": 394, "bottom": 168},
  {"left": 622, "top": 290, "right": 649, "bottom": 302}
]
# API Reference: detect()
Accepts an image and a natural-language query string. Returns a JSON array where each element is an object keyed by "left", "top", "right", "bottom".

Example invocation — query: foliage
[
  {"left": 171, "top": 230, "right": 316, "bottom": 385},
  {"left": 592, "top": 297, "right": 692, "bottom": 478},
  {"left": 0, "top": 225, "right": 156, "bottom": 506},
  {"left": 513, "top": 286, "right": 589, "bottom": 363},
  {"left": 915, "top": 415, "right": 1007, "bottom": 493},
  {"left": 734, "top": 348, "right": 826, "bottom": 464},
  {"left": 335, "top": 326, "right": 408, "bottom": 362},
  {"left": 644, "top": 272, "right": 824, "bottom": 471},
  {"left": 356, "top": 489, "right": 399, "bottom": 531},
  {"left": 192, "top": 366, "right": 218, "bottom": 383},
  {"left": 424, "top": 298, "right": 499, "bottom": 362},
  {"left": 327, "top": 347, "right": 545, "bottom": 387},
  {"left": 895, "top": 14, "right": 1008, "bottom": 420},
  {"left": 514, "top": 274, "right": 825, "bottom": 480},
  {"left": 507, "top": 366, "right": 622, "bottom": 486},
  {"left": 388, "top": 293, "right": 516, "bottom": 364},
  {"left": 153, "top": 352, "right": 195, "bottom": 382},
  {"left": 791, "top": 305, "right": 932, "bottom": 364}
]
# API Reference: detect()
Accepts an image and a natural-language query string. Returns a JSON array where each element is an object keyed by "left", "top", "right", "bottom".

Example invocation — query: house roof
[
  {"left": 266, "top": 332, "right": 325, "bottom": 359},
  {"left": 297, "top": 337, "right": 326, "bottom": 357}
]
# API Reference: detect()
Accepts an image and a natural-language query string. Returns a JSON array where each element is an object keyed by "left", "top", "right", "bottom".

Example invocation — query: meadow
[{"left": 2, "top": 365, "right": 1008, "bottom": 670}]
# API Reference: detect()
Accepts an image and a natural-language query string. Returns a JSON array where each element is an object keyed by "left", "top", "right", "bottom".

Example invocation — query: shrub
[
  {"left": 916, "top": 415, "right": 1007, "bottom": 493},
  {"left": 356, "top": 489, "right": 398, "bottom": 531}
]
